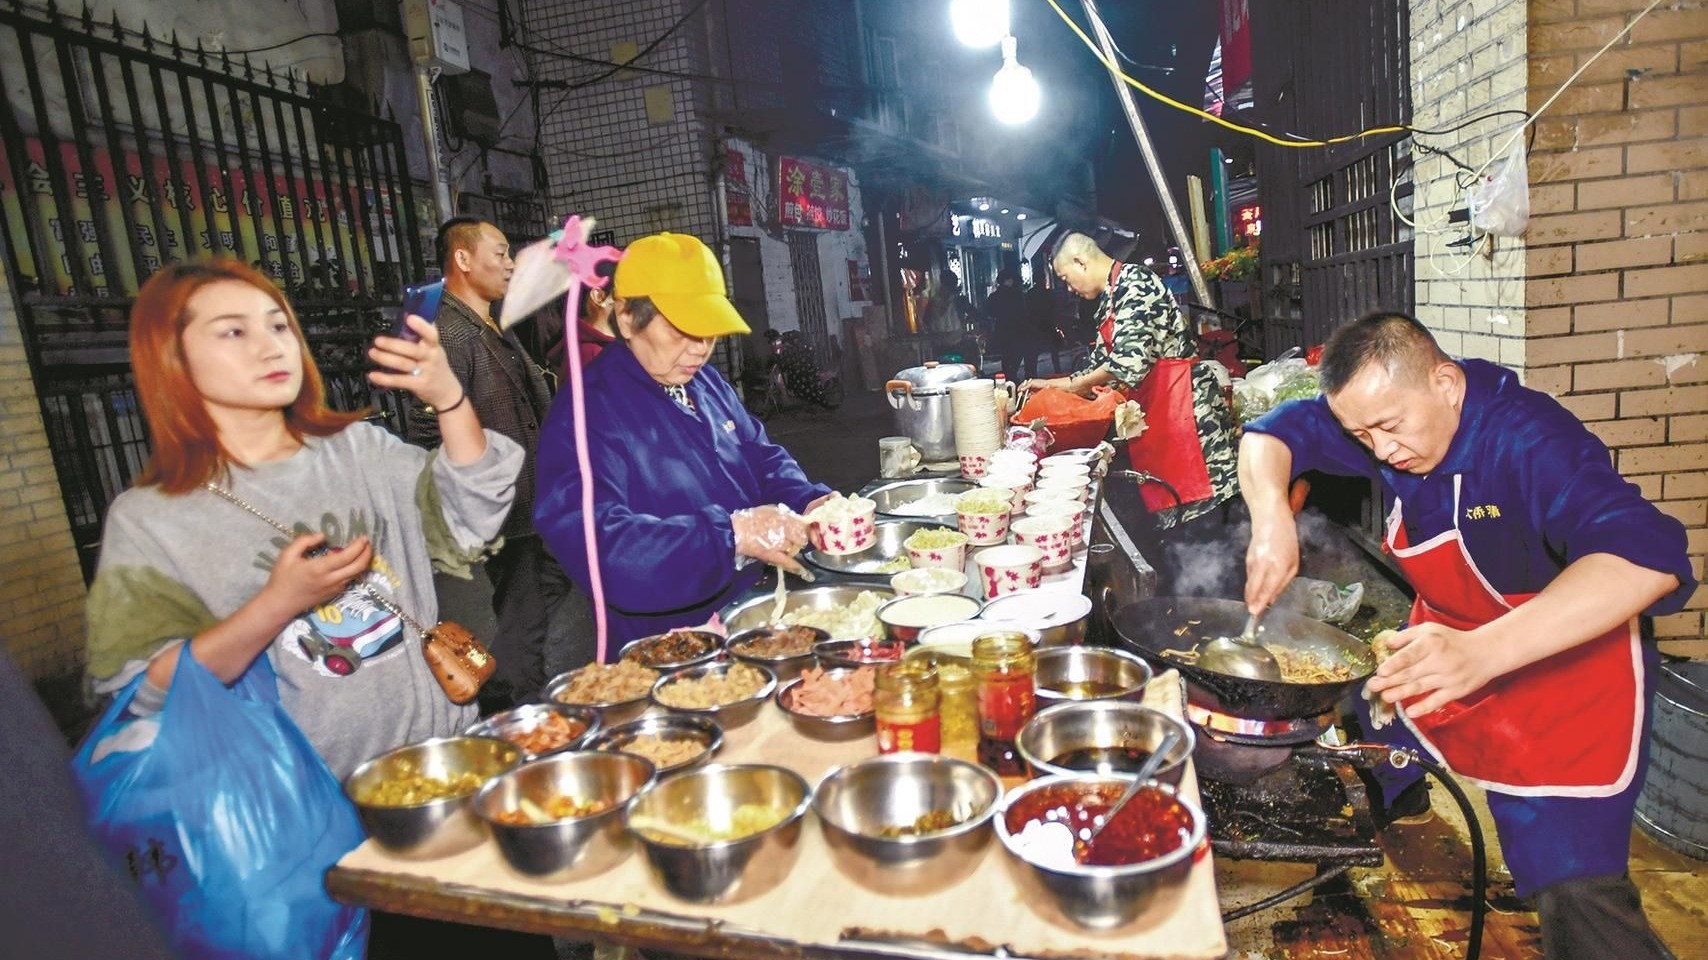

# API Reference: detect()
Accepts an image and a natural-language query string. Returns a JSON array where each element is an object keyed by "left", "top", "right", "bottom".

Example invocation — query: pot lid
[{"left": 891, "top": 361, "right": 978, "bottom": 394}]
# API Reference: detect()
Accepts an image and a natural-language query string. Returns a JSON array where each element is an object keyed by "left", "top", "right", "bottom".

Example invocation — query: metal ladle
[
  {"left": 1197, "top": 609, "right": 1283, "bottom": 682},
  {"left": 1077, "top": 726, "right": 1183, "bottom": 858}
]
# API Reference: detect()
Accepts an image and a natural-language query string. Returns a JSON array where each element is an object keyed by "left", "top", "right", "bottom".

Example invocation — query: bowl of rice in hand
[
  {"left": 652, "top": 661, "right": 778, "bottom": 730},
  {"left": 775, "top": 665, "right": 877, "bottom": 741}
]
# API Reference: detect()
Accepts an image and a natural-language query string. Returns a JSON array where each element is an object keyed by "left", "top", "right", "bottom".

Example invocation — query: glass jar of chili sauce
[
  {"left": 875, "top": 661, "right": 941, "bottom": 754},
  {"left": 972, "top": 631, "right": 1036, "bottom": 775}
]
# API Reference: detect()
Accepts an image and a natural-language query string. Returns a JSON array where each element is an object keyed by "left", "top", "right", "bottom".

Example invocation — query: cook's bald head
[
  {"left": 1049, "top": 232, "right": 1101, "bottom": 271},
  {"left": 1319, "top": 312, "right": 1452, "bottom": 396}
]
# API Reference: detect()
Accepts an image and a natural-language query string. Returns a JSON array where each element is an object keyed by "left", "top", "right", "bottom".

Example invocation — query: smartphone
[{"left": 394, "top": 280, "right": 445, "bottom": 343}]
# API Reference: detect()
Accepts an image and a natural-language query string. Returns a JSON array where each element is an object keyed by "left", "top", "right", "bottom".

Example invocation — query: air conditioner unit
[{"left": 444, "top": 68, "right": 501, "bottom": 147}]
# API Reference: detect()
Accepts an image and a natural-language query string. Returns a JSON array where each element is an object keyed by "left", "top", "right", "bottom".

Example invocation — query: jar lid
[{"left": 890, "top": 361, "right": 978, "bottom": 395}]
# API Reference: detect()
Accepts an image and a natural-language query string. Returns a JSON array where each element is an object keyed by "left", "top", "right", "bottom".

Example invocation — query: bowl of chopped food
[
  {"left": 813, "top": 637, "right": 908, "bottom": 669},
  {"left": 727, "top": 624, "right": 827, "bottom": 684},
  {"left": 774, "top": 665, "right": 877, "bottom": 741},
  {"left": 720, "top": 585, "right": 893, "bottom": 642},
  {"left": 625, "top": 763, "right": 813, "bottom": 903},
  {"left": 344, "top": 735, "right": 523, "bottom": 860},
  {"left": 618, "top": 628, "right": 724, "bottom": 671},
  {"left": 545, "top": 660, "right": 662, "bottom": 725},
  {"left": 463, "top": 703, "right": 602, "bottom": 761},
  {"left": 472, "top": 751, "right": 655, "bottom": 880},
  {"left": 902, "top": 525, "right": 971, "bottom": 572},
  {"left": 813, "top": 754, "right": 1001, "bottom": 894},
  {"left": 651, "top": 661, "right": 777, "bottom": 730},
  {"left": 587, "top": 714, "right": 724, "bottom": 777}
]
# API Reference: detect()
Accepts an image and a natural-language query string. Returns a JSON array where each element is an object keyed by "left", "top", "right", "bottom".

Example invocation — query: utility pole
[{"left": 1080, "top": 0, "right": 1214, "bottom": 308}]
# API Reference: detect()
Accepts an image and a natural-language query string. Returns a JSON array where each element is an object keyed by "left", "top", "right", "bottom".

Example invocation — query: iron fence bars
[{"left": 0, "top": 0, "right": 422, "bottom": 579}]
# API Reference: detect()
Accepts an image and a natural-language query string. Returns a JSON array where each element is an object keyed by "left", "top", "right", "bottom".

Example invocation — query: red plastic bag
[{"left": 1012, "top": 387, "right": 1122, "bottom": 452}]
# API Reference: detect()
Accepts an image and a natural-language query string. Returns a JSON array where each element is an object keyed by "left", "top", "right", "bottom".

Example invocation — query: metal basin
[
  {"left": 473, "top": 751, "right": 655, "bottom": 880},
  {"left": 626, "top": 763, "right": 812, "bottom": 903},
  {"left": 651, "top": 661, "right": 778, "bottom": 731},
  {"left": 728, "top": 625, "right": 827, "bottom": 684},
  {"left": 1033, "top": 646, "right": 1153, "bottom": 707},
  {"left": 996, "top": 774, "right": 1204, "bottom": 929},
  {"left": 804, "top": 520, "right": 937, "bottom": 580},
  {"left": 1016, "top": 700, "right": 1193, "bottom": 786},
  {"left": 813, "top": 754, "right": 1001, "bottom": 894},
  {"left": 866, "top": 478, "right": 975, "bottom": 520},
  {"left": 774, "top": 667, "right": 878, "bottom": 741},
  {"left": 720, "top": 585, "right": 894, "bottom": 640},
  {"left": 586, "top": 714, "right": 724, "bottom": 777},
  {"left": 344, "top": 735, "right": 522, "bottom": 860},
  {"left": 463, "top": 703, "right": 602, "bottom": 761}
]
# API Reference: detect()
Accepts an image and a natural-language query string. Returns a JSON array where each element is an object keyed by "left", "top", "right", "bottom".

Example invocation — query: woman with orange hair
[{"left": 84, "top": 259, "right": 522, "bottom": 778}]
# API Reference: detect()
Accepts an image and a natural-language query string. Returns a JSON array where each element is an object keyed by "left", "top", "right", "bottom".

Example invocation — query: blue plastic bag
[{"left": 70, "top": 650, "right": 369, "bottom": 960}]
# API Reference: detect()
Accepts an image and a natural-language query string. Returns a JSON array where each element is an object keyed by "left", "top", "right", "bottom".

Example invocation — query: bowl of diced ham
[{"left": 774, "top": 666, "right": 877, "bottom": 741}]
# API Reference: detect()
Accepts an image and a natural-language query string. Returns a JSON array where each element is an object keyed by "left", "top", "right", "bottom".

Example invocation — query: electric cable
[{"left": 204, "top": 32, "right": 341, "bottom": 57}]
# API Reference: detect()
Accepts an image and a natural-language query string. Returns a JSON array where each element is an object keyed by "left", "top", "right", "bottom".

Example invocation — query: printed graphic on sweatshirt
[{"left": 254, "top": 509, "right": 408, "bottom": 677}]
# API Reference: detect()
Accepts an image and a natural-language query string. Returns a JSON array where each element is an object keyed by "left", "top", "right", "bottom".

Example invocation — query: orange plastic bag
[{"left": 1012, "top": 387, "right": 1122, "bottom": 452}]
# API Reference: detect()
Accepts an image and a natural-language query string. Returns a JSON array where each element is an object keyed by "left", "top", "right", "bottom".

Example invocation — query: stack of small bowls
[{"left": 949, "top": 380, "right": 1003, "bottom": 478}]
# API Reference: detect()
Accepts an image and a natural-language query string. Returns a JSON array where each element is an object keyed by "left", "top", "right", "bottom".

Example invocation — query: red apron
[
  {"left": 1098, "top": 263, "right": 1213, "bottom": 513},
  {"left": 1384, "top": 475, "right": 1645, "bottom": 797}
]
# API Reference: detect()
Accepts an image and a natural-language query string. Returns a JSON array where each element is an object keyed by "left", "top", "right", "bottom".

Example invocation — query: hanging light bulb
[
  {"left": 989, "top": 35, "right": 1040, "bottom": 125},
  {"left": 950, "top": 0, "right": 1010, "bottom": 48}
]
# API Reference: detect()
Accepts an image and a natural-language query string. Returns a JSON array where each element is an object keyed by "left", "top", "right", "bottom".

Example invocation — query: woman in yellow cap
[{"left": 533, "top": 232, "right": 833, "bottom": 646}]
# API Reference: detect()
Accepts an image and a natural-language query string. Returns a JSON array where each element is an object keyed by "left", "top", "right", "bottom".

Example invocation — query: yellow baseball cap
[{"left": 614, "top": 233, "right": 750, "bottom": 337}]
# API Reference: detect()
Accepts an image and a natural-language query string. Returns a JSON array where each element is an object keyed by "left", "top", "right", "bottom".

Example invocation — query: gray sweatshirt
[{"left": 87, "top": 422, "right": 522, "bottom": 779}]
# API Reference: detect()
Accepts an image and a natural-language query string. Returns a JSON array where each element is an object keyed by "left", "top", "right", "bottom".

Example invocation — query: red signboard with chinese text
[
  {"left": 777, "top": 156, "right": 850, "bottom": 231},
  {"left": 1219, "top": 0, "right": 1252, "bottom": 98},
  {"left": 1234, "top": 203, "right": 1262, "bottom": 241}
]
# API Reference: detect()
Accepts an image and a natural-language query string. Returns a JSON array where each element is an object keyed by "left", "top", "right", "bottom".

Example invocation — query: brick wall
[
  {"left": 0, "top": 268, "right": 90, "bottom": 679},
  {"left": 1526, "top": 0, "right": 1708, "bottom": 652},
  {"left": 1408, "top": 0, "right": 1533, "bottom": 366}
]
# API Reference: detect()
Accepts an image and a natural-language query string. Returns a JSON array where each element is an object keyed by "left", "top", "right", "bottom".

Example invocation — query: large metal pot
[{"left": 886, "top": 361, "right": 977, "bottom": 462}]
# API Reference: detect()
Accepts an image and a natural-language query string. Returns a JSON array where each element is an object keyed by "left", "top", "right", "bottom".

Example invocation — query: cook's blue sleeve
[
  {"left": 534, "top": 424, "right": 740, "bottom": 616},
  {"left": 1509, "top": 416, "right": 1695, "bottom": 616},
  {"left": 1244, "top": 397, "right": 1383, "bottom": 484}
]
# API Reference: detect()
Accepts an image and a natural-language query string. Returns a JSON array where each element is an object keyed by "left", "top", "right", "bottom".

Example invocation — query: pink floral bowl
[
  {"left": 958, "top": 453, "right": 991, "bottom": 479},
  {"left": 1009, "top": 515, "right": 1074, "bottom": 571},
  {"left": 973, "top": 544, "right": 1046, "bottom": 599},
  {"left": 956, "top": 497, "right": 1012, "bottom": 546},
  {"left": 1025, "top": 499, "right": 1086, "bottom": 546},
  {"left": 903, "top": 530, "right": 971, "bottom": 571},
  {"left": 1034, "top": 475, "right": 1089, "bottom": 502},
  {"left": 807, "top": 498, "right": 877, "bottom": 556}
]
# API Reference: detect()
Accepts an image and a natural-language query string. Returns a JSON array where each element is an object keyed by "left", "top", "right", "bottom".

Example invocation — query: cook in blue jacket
[
  {"left": 1242, "top": 312, "right": 1693, "bottom": 960},
  {"left": 535, "top": 233, "right": 832, "bottom": 646}
]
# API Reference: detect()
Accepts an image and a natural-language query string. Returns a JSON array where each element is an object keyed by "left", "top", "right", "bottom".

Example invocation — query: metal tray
[
  {"left": 720, "top": 584, "right": 895, "bottom": 640},
  {"left": 803, "top": 519, "right": 952, "bottom": 580},
  {"left": 866, "top": 478, "right": 974, "bottom": 520}
]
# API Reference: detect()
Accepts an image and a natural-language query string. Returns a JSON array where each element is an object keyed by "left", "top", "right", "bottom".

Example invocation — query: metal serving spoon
[
  {"left": 1197, "top": 609, "right": 1282, "bottom": 681},
  {"left": 1077, "top": 726, "right": 1183, "bottom": 858}
]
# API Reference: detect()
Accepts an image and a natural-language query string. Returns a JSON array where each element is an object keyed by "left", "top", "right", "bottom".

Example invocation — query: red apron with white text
[
  {"left": 1098, "top": 263, "right": 1213, "bottom": 514},
  {"left": 1384, "top": 476, "right": 1645, "bottom": 796}
]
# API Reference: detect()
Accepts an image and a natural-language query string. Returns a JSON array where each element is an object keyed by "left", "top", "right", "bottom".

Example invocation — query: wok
[{"left": 1111, "top": 597, "right": 1375, "bottom": 721}]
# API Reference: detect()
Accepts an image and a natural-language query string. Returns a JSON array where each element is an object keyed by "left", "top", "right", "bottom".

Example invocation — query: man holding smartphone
[{"left": 405, "top": 217, "right": 590, "bottom": 713}]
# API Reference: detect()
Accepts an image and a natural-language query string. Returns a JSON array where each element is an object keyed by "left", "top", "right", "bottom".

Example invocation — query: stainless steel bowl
[
  {"left": 344, "top": 735, "right": 523, "bottom": 860},
  {"left": 650, "top": 661, "right": 777, "bottom": 730},
  {"left": 803, "top": 520, "right": 936, "bottom": 580},
  {"left": 543, "top": 664, "right": 660, "bottom": 726},
  {"left": 813, "top": 754, "right": 1001, "bottom": 894},
  {"left": 463, "top": 703, "right": 602, "bottom": 761},
  {"left": 625, "top": 763, "right": 812, "bottom": 903},
  {"left": 617, "top": 629, "right": 724, "bottom": 670},
  {"left": 1016, "top": 701, "right": 1194, "bottom": 786},
  {"left": 472, "top": 752, "right": 656, "bottom": 880},
  {"left": 1033, "top": 646, "right": 1154, "bottom": 707},
  {"left": 875, "top": 593, "right": 985, "bottom": 644},
  {"left": 978, "top": 592, "right": 1094, "bottom": 647},
  {"left": 727, "top": 625, "right": 828, "bottom": 684},
  {"left": 813, "top": 638, "right": 909, "bottom": 669},
  {"left": 774, "top": 667, "right": 877, "bottom": 741},
  {"left": 867, "top": 478, "right": 976, "bottom": 519},
  {"left": 995, "top": 774, "right": 1205, "bottom": 929},
  {"left": 721, "top": 585, "right": 894, "bottom": 640},
  {"left": 586, "top": 714, "right": 724, "bottom": 777}
]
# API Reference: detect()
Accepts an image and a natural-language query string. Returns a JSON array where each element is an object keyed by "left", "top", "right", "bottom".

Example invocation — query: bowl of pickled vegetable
[
  {"left": 625, "top": 763, "right": 812, "bottom": 903},
  {"left": 812, "top": 754, "right": 1001, "bottom": 894},
  {"left": 463, "top": 703, "right": 602, "bottom": 761},
  {"left": 344, "top": 735, "right": 523, "bottom": 860},
  {"left": 473, "top": 751, "right": 656, "bottom": 880},
  {"left": 618, "top": 628, "right": 724, "bottom": 670}
]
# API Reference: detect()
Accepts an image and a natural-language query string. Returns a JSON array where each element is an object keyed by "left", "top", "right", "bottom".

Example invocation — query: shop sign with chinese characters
[
  {"left": 1234, "top": 204, "right": 1262, "bottom": 241},
  {"left": 777, "top": 156, "right": 850, "bottom": 231}
]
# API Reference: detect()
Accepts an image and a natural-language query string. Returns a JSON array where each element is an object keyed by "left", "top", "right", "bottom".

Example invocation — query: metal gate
[
  {"left": 0, "top": 1, "right": 422, "bottom": 580},
  {"left": 786, "top": 230, "right": 832, "bottom": 369}
]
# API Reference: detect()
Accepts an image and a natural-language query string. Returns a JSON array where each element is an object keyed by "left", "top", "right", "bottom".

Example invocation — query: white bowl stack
[{"left": 949, "top": 379, "right": 1003, "bottom": 464}]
